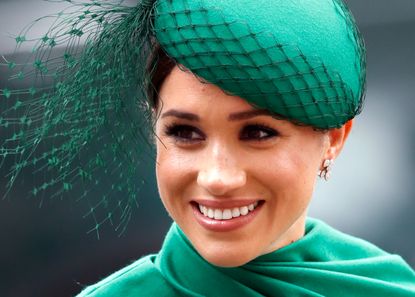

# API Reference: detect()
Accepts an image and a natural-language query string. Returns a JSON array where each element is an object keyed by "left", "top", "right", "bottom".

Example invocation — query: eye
[
  {"left": 240, "top": 124, "right": 278, "bottom": 141},
  {"left": 164, "top": 124, "right": 205, "bottom": 143}
]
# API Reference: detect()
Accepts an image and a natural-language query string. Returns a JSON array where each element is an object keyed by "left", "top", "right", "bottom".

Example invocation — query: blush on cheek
[
  {"left": 156, "top": 151, "right": 196, "bottom": 210},
  {"left": 158, "top": 152, "right": 198, "bottom": 183},
  {"left": 266, "top": 154, "right": 299, "bottom": 184}
]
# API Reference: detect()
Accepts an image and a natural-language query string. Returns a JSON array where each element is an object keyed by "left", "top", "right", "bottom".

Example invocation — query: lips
[{"left": 191, "top": 200, "right": 264, "bottom": 232}]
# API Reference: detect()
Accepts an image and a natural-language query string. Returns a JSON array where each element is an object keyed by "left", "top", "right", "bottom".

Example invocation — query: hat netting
[
  {"left": 1, "top": 0, "right": 158, "bottom": 236},
  {"left": 154, "top": 0, "right": 366, "bottom": 128}
]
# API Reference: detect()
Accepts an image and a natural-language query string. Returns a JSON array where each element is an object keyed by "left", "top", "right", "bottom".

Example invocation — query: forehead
[
  {"left": 156, "top": 66, "right": 325, "bottom": 140},
  {"left": 158, "top": 66, "right": 255, "bottom": 113}
]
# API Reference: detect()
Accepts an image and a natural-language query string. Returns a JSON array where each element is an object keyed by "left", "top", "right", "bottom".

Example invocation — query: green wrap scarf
[{"left": 78, "top": 218, "right": 415, "bottom": 296}]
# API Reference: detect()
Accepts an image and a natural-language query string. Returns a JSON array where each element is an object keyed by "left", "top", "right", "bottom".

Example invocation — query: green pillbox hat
[{"left": 154, "top": 0, "right": 366, "bottom": 128}]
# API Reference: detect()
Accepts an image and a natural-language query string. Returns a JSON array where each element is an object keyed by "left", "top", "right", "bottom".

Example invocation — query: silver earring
[{"left": 319, "top": 159, "right": 333, "bottom": 181}]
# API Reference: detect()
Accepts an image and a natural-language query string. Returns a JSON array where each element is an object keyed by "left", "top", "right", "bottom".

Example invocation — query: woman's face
[{"left": 155, "top": 66, "right": 335, "bottom": 267}]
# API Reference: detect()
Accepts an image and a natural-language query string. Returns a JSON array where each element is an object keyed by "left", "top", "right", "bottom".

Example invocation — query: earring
[{"left": 319, "top": 159, "right": 333, "bottom": 181}]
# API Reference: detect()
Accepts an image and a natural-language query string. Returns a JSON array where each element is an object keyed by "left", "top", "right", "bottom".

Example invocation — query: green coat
[{"left": 77, "top": 218, "right": 415, "bottom": 296}]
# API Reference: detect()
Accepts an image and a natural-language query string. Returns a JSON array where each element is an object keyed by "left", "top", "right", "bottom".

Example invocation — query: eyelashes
[
  {"left": 164, "top": 124, "right": 205, "bottom": 143},
  {"left": 163, "top": 122, "right": 279, "bottom": 144},
  {"left": 240, "top": 123, "right": 278, "bottom": 141}
]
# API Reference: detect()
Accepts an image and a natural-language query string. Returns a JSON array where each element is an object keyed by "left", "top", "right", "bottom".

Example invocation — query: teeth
[
  {"left": 232, "top": 207, "right": 240, "bottom": 218},
  {"left": 240, "top": 206, "right": 249, "bottom": 216},
  {"left": 214, "top": 209, "right": 222, "bottom": 220},
  {"left": 222, "top": 209, "right": 232, "bottom": 220},
  {"left": 207, "top": 208, "right": 214, "bottom": 218},
  {"left": 198, "top": 202, "right": 259, "bottom": 220}
]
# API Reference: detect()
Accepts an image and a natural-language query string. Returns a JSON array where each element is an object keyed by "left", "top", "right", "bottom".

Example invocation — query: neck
[{"left": 260, "top": 212, "right": 307, "bottom": 256}]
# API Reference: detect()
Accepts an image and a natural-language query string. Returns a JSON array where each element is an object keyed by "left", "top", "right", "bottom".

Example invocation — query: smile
[
  {"left": 198, "top": 201, "right": 259, "bottom": 220},
  {"left": 191, "top": 200, "right": 264, "bottom": 232}
]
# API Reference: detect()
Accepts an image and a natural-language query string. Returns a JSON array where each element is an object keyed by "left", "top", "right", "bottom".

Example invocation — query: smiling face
[{"left": 155, "top": 66, "right": 349, "bottom": 267}]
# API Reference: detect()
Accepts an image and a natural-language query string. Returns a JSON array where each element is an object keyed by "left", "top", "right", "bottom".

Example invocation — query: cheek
[
  {"left": 260, "top": 144, "right": 321, "bottom": 203},
  {"left": 155, "top": 144, "right": 195, "bottom": 215}
]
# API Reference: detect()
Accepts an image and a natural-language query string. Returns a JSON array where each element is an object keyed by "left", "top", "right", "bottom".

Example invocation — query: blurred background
[{"left": 0, "top": 0, "right": 414, "bottom": 296}]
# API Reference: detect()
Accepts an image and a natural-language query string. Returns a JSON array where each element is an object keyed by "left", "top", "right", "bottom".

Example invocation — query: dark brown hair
[{"left": 146, "top": 41, "right": 176, "bottom": 109}]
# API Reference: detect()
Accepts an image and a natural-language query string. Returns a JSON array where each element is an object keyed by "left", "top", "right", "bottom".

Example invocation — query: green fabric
[
  {"left": 154, "top": 0, "right": 366, "bottom": 128},
  {"left": 76, "top": 218, "right": 415, "bottom": 296}
]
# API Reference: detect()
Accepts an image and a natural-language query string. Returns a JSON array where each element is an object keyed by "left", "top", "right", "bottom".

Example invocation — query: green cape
[{"left": 77, "top": 218, "right": 415, "bottom": 296}]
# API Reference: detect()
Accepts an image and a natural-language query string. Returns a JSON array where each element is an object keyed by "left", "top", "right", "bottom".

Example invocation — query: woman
[{"left": 1, "top": 0, "right": 414, "bottom": 296}]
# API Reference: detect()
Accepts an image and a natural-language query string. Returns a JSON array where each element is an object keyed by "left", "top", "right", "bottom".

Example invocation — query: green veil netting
[
  {"left": 0, "top": 0, "right": 366, "bottom": 235},
  {"left": 1, "top": 0, "right": 157, "bottom": 236}
]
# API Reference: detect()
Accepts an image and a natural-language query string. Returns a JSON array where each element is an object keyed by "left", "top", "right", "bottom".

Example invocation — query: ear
[{"left": 324, "top": 119, "right": 353, "bottom": 160}]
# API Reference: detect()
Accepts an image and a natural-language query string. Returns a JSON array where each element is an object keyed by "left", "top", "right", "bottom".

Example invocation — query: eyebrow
[
  {"left": 228, "top": 109, "right": 272, "bottom": 121},
  {"left": 160, "top": 108, "right": 273, "bottom": 121},
  {"left": 161, "top": 109, "right": 200, "bottom": 121}
]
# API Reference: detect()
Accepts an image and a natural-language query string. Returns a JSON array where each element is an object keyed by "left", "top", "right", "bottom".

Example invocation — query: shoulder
[
  {"left": 305, "top": 218, "right": 415, "bottom": 277},
  {"left": 305, "top": 217, "right": 391, "bottom": 258},
  {"left": 75, "top": 255, "right": 177, "bottom": 297}
]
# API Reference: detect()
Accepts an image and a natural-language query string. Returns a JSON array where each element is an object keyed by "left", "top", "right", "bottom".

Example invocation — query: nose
[{"left": 197, "top": 143, "right": 246, "bottom": 196}]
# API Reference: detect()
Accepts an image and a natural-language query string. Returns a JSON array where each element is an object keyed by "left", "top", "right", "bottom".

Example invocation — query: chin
[
  {"left": 202, "top": 254, "right": 253, "bottom": 268},
  {"left": 196, "top": 243, "right": 258, "bottom": 268}
]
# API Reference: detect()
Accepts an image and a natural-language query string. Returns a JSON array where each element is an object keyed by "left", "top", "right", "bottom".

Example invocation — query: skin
[{"left": 154, "top": 66, "right": 352, "bottom": 267}]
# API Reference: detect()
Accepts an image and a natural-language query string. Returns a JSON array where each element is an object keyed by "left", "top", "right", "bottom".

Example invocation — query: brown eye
[
  {"left": 164, "top": 124, "right": 205, "bottom": 142},
  {"left": 240, "top": 124, "right": 278, "bottom": 141}
]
